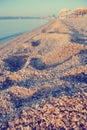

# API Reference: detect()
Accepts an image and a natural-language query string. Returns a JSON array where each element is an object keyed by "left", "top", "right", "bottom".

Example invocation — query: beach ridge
[{"left": 0, "top": 17, "right": 87, "bottom": 129}]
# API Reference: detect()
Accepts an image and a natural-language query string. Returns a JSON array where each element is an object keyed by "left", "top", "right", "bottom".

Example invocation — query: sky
[{"left": 0, "top": 0, "right": 87, "bottom": 16}]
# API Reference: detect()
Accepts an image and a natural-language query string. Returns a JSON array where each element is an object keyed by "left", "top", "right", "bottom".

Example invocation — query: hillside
[{"left": 0, "top": 18, "right": 87, "bottom": 130}]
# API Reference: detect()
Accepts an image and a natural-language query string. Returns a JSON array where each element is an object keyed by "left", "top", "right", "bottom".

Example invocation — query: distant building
[
  {"left": 72, "top": 7, "right": 87, "bottom": 17},
  {"left": 58, "top": 8, "right": 72, "bottom": 18},
  {"left": 58, "top": 7, "right": 87, "bottom": 18}
]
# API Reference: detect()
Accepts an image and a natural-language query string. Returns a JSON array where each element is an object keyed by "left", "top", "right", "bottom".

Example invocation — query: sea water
[{"left": 0, "top": 19, "right": 47, "bottom": 44}]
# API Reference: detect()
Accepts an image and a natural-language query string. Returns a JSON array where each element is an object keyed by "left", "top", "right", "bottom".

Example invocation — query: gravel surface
[{"left": 0, "top": 18, "right": 87, "bottom": 130}]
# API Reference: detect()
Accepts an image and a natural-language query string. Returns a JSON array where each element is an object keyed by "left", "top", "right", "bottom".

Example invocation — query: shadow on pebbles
[{"left": 3, "top": 55, "right": 28, "bottom": 72}]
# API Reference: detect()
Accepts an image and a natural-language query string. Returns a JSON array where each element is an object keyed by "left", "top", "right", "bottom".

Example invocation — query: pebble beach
[{"left": 0, "top": 17, "right": 87, "bottom": 130}]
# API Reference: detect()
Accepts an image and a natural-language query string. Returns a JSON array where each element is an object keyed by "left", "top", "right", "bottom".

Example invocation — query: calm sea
[{"left": 0, "top": 19, "right": 47, "bottom": 44}]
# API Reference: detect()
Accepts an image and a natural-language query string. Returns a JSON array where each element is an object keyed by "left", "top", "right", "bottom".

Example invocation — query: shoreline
[
  {"left": 0, "top": 17, "right": 87, "bottom": 129},
  {"left": 0, "top": 18, "right": 51, "bottom": 49}
]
